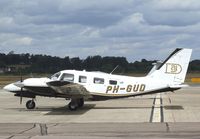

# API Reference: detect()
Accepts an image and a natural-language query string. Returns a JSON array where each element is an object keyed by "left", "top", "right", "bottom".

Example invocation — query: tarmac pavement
[{"left": 0, "top": 85, "right": 199, "bottom": 138}]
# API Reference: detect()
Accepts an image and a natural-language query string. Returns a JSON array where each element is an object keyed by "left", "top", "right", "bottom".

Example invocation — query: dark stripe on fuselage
[{"left": 90, "top": 87, "right": 180, "bottom": 101}]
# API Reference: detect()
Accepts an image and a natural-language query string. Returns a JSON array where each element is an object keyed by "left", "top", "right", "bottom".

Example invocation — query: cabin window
[
  {"left": 94, "top": 77, "right": 104, "bottom": 84},
  {"left": 79, "top": 76, "right": 87, "bottom": 83},
  {"left": 60, "top": 73, "right": 74, "bottom": 82},
  {"left": 109, "top": 80, "right": 117, "bottom": 85}
]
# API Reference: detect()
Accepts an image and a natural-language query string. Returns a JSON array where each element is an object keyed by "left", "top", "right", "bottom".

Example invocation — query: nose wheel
[{"left": 26, "top": 100, "right": 36, "bottom": 109}]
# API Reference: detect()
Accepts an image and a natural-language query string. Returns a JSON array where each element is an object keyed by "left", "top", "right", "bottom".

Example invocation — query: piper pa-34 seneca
[{"left": 4, "top": 48, "right": 192, "bottom": 111}]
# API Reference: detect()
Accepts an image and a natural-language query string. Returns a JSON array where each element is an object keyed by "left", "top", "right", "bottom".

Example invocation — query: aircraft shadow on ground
[
  {"left": 91, "top": 104, "right": 184, "bottom": 110},
  {"left": 92, "top": 106, "right": 153, "bottom": 109},
  {"left": 45, "top": 104, "right": 96, "bottom": 115},
  {"left": 6, "top": 104, "right": 184, "bottom": 116},
  {"left": 7, "top": 104, "right": 96, "bottom": 115}
]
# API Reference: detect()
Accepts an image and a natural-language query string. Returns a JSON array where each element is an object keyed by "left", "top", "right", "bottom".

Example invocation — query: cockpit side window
[
  {"left": 60, "top": 73, "right": 74, "bottom": 82},
  {"left": 94, "top": 77, "right": 104, "bottom": 84},
  {"left": 79, "top": 76, "right": 87, "bottom": 83},
  {"left": 51, "top": 72, "right": 61, "bottom": 80}
]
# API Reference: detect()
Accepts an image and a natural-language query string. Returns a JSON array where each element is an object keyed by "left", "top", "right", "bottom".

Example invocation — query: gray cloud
[{"left": 0, "top": 0, "right": 199, "bottom": 62}]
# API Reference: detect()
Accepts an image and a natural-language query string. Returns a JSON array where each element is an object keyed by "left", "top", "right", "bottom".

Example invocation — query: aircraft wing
[{"left": 46, "top": 80, "right": 90, "bottom": 97}]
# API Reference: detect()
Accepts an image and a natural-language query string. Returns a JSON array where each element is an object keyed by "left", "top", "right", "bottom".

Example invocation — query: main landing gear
[
  {"left": 26, "top": 99, "right": 36, "bottom": 109},
  {"left": 68, "top": 98, "right": 84, "bottom": 111},
  {"left": 24, "top": 98, "right": 84, "bottom": 111}
]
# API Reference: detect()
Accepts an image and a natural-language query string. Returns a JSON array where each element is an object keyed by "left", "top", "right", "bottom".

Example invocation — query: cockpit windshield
[
  {"left": 60, "top": 73, "right": 74, "bottom": 82},
  {"left": 50, "top": 72, "right": 61, "bottom": 80}
]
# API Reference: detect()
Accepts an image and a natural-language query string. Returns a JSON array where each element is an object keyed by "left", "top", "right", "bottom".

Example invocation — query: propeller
[
  {"left": 19, "top": 72, "right": 33, "bottom": 104},
  {"left": 20, "top": 71, "right": 23, "bottom": 104}
]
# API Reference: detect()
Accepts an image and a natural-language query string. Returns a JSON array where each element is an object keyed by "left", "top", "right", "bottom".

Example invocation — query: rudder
[{"left": 150, "top": 48, "right": 192, "bottom": 84}]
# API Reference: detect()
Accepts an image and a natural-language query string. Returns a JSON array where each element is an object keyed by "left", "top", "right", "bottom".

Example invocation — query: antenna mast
[{"left": 110, "top": 65, "right": 119, "bottom": 74}]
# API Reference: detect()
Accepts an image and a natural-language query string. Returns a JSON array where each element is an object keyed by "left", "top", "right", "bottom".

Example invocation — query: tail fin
[{"left": 150, "top": 48, "right": 192, "bottom": 84}]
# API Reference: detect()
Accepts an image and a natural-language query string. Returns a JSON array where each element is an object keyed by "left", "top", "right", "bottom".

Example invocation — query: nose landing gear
[{"left": 26, "top": 100, "right": 36, "bottom": 109}]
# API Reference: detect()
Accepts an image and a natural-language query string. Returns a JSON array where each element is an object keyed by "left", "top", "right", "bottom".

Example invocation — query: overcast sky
[{"left": 0, "top": 0, "right": 199, "bottom": 61}]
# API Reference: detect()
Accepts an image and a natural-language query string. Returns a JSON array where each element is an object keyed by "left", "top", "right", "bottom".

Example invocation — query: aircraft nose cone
[
  {"left": 3, "top": 83, "right": 21, "bottom": 92},
  {"left": 3, "top": 84, "right": 11, "bottom": 91}
]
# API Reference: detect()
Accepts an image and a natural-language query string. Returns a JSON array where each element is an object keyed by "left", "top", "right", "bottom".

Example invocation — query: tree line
[{"left": 0, "top": 53, "right": 199, "bottom": 74}]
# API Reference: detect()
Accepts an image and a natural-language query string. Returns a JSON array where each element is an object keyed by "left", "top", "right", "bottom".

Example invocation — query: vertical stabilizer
[{"left": 150, "top": 48, "right": 192, "bottom": 84}]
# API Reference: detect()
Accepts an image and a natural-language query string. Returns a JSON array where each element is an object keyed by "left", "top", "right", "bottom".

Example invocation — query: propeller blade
[
  {"left": 20, "top": 73, "right": 23, "bottom": 82},
  {"left": 19, "top": 70, "right": 23, "bottom": 104},
  {"left": 20, "top": 87, "right": 23, "bottom": 104},
  {"left": 20, "top": 94, "right": 22, "bottom": 104}
]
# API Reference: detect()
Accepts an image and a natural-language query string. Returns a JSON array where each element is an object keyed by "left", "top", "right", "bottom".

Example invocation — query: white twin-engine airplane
[{"left": 3, "top": 48, "right": 192, "bottom": 111}]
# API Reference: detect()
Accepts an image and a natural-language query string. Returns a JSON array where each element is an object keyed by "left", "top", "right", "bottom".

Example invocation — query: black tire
[
  {"left": 26, "top": 100, "right": 36, "bottom": 109},
  {"left": 68, "top": 102, "right": 77, "bottom": 111},
  {"left": 78, "top": 98, "right": 84, "bottom": 107}
]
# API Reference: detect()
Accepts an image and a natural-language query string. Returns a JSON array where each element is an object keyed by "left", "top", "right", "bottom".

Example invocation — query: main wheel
[
  {"left": 68, "top": 102, "right": 77, "bottom": 111},
  {"left": 26, "top": 100, "right": 36, "bottom": 109}
]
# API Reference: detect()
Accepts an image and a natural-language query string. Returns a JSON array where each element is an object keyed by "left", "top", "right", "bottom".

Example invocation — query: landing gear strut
[
  {"left": 26, "top": 100, "right": 36, "bottom": 109},
  {"left": 68, "top": 98, "right": 84, "bottom": 111},
  {"left": 78, "top": 98, "right": 84, "bottom": 107}
]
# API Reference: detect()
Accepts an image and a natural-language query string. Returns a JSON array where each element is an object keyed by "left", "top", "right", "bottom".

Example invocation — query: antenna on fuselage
[{"left": 110, "top": 65, "right": 119, "bottom": 74}]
